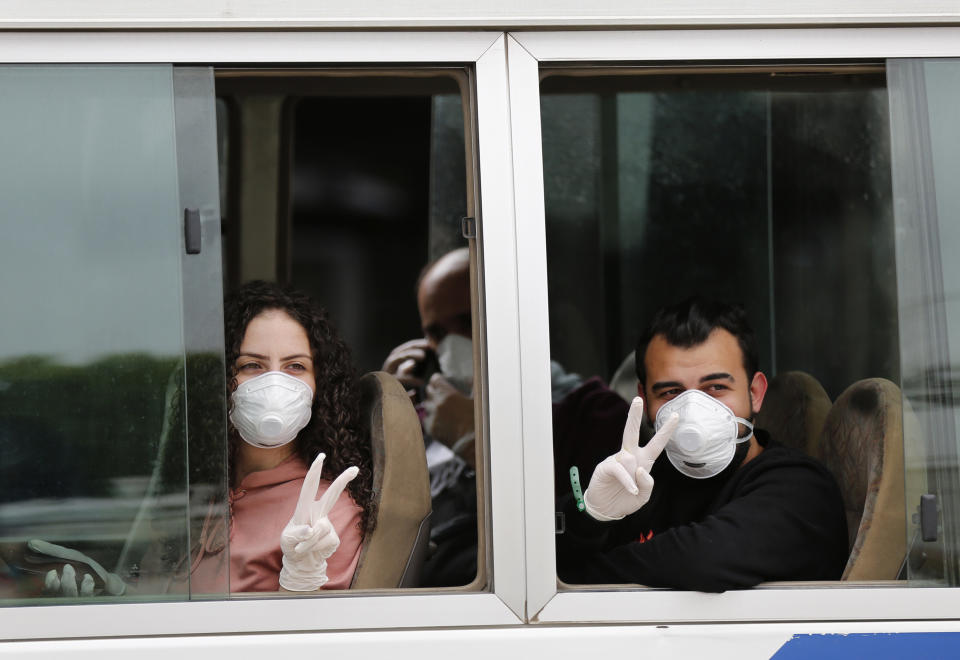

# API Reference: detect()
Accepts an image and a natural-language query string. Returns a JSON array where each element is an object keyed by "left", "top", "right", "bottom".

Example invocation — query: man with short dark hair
[{"left": 556, "top": 297, "right": 848, "bottom": 592}]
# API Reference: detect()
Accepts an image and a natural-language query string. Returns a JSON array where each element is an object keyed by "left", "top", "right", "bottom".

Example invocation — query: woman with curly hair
[{"left": 192, "top": 280, "right": 374, "bottom": 593}]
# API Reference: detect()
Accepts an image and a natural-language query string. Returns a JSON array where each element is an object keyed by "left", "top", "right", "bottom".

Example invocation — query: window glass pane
[
  {"left": 543, "top": 69, "right": 908, "bottom": 590},
  {"left": 0, "top": 65, "right": 228, "bottom": 604},
  {"left": 889, "top": 57, "right": 960, "bottom": 586},
  {"left": 216, "top": 71, "right": 477, "bottom": 590}
]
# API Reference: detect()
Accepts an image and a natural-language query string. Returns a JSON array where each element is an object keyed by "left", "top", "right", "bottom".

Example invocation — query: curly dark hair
[{"left": 224, "top": 280, "right": 375, "bottom": 533}]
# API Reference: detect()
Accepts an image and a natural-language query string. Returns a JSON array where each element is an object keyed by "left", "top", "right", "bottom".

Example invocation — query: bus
[{"left": 2, "top": 2, "right": 960, "bottom": 657}]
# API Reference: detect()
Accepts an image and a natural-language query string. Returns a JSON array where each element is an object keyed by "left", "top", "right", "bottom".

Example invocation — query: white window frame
[
  {"left": 0, "top": 1, "right": 958, "bottom": 29},
  {"left": 506, "top": 27, "right": 960, "bottom": 624},
  {"left": 0, "top": 31, "right": 527, "bottom": 639}
]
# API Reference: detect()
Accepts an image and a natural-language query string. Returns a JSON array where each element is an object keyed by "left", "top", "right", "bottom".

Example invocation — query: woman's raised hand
[{"left": 279, "top": 452, "right": 358, "bottom": 591}]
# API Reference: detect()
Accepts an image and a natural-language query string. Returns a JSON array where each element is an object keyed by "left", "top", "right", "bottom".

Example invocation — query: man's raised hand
[
  {"left": 382, "top": 338, "right": 432, "bottom": 392},
  {"left": 582, "top": 397, "right": 679, "bottom": 521}
]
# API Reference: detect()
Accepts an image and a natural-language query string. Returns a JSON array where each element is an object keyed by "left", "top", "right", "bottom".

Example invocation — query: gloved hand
[
  {"left": 27, "top": 539, "right": 126, "bottom": 597},
  {"left": 423, "top": 373, "right": 474, "bottom": 450},
  {"left": 279, "top": 452, "right": 359, "bottom": 592},
  {"left": 583, "top": 397, "right": 679, "bottom": 522}
]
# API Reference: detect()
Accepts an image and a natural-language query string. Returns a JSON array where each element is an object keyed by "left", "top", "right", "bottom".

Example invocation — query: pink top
[{"left": 190, "top": 454, "right": 363, "bottom": 593}]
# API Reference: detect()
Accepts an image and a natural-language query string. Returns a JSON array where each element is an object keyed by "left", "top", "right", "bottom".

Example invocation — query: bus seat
[
  {"left": 350, "top": 371, "right": 432, "bottom": 589},
  {"left": 609, "top": 350, "right": 639, "bottom": 403},
  {"left": 818, "top": 378, "right": 905, "bottom": 580},
  {"left": 755, "top": 371, "right": 832, "bottom": 459}
]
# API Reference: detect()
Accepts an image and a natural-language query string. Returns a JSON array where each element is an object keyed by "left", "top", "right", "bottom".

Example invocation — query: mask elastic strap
[{"left": 735, "top": 417, "right": 754, "bottom": 443}]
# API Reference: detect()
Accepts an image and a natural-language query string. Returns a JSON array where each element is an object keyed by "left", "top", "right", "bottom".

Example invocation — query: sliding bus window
[
  {"left": 539, "top": 65, "right": 960, "bottom": 591},
  {"left": 215, "top": 69, "right": 485, "bottom": 592},
  {"left": 1, "top": 65, "right": 484, "bottom": 606}
]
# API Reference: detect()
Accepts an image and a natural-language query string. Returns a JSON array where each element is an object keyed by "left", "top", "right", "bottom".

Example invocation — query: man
[
  {"left": 383, "top": 247, "right": 477, "bottom": 466},
  {"left": 384, "top": 247, "right": 584, "bottom": 586},
  {"left": 384, "top": 247, "right": 583, "bottom": 465},
  {"left": 556, "top": 297, "right": 848, "bottom": 592},
  {"left": 382, "top": 248, "right": 478, "bottom": 587}
]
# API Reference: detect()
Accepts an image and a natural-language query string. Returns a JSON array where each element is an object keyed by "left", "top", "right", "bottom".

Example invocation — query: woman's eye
[
  {"left": 239, "top": 362, "right": 261, "bottom": 371},
  {"left": 286, "top": 363, "right": 305, "bottom": 371}
]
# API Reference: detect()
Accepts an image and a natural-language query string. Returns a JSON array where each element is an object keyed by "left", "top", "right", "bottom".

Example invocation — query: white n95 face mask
[
  {"left": 230, "top": 371, "right": 314, "bottom": 449},
  {"left": 654, "top": 389, "right": 754, "bottom": 479},
  {"left": 436, "top": 333, "right": 474, "bottom": 394}
]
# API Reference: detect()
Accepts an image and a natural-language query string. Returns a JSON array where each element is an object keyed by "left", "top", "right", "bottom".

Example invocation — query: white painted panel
[
  {"left": 0, "top": 592, "right": 520, "bottom": 641},
  {"left": 0, "top": 623, "right": 787, "bottom": 659},
  {"left": 0, "top": 0, "right": 957, "bottom": 28},
  {"left": 474, "top": 35, "right": 528, "bottom": 620},
  {"left": 504, "top": 35, "right": 559, "bottom": 619},
  {"left": 537, "top": 586, "right": 960, "bottom": 624},
  {"left": 515, "top": 27, "right": 960, "bottom": 61},
  {"left": 7, "top": 620, "right": 960, "bottom": 660},
  {"left": 0, "top": 31, "right": 501, "bottom": 63}
]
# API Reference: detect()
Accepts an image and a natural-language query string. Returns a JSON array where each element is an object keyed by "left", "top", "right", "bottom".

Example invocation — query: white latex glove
[
  {"left": 28, "top": 539, "right": 126, "bottom": 597},
  {"left": 279, "top": 452, "right": 359, "bottom": 591},
  {"left": 583, "top": 397, "right": 679, "bottom": 522},
  {"left": 44, "top": 563, "right": 96, "bottom": 597},
  {"left": 423, "top": 373, "right": 474, "bottom": 448}
]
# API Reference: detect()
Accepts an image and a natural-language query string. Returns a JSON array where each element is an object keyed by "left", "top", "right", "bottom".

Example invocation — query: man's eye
[
  {"left": 423, "top": 324, "right": 447, "bottom": 344},
  {"left": 703, "top": 383, "right": 730, "bottom": 396}
]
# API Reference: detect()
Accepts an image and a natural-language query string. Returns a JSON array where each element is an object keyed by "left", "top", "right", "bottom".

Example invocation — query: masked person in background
[
  {"left": 383, "top": 247, "right": 581, "bottom": 586},
  {"left": 556, "top": 297, "right": 848, "bottom": 592}
]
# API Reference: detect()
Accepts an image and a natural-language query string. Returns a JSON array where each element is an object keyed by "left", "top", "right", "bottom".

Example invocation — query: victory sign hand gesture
[
  {"left": 279, "top": 452, "right": 359, "bottom": 591},
  {"left": 583, "top": 397, "right": 679, "bottom": 521}
]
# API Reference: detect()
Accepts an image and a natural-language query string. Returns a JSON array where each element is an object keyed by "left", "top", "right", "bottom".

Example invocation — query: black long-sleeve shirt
[{"left": 556, "top": 427, "right": 849, "bottom": 592}]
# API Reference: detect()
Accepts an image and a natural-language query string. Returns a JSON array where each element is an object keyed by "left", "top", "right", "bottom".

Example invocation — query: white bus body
[{"left": 2, "top": 4, "right": 960, "bottom": 658}]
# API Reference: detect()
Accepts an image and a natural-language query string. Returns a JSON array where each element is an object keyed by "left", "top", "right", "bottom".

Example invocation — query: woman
[{"left": 191, "top": 280, "right": 374, "bottom": 592}]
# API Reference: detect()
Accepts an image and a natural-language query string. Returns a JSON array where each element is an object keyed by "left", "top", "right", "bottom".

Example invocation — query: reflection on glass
[
  {"left": 0, "top": 66, "right": 227, "bottom": 604},
  {"left": 541, "top": 73, "right": 896, "bottom": 397},
  {"left": 890, "top": 58, "right": 960, "bottom": 586}
]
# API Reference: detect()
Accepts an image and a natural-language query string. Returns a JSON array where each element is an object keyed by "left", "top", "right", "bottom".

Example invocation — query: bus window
[
  {"left": 1, "top": 65, "right": 484, "bottom": 605},
  {"left": 889, "top": 58, "right": 960, "bottom": 586},
  {"left": 540, "top": 65, "right": 944, "bottom": 591},
  {"left": 215, "top": 69, "right": 484, "bottom": 591}
]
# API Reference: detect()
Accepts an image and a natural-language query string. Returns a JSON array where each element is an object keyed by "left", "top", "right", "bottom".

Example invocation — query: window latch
[
  {"left": 461, "top": 216, "right": 476, "bottom": 239},
  {"left": 921, "top": 493, "right": 938, "bottom": 542},
  {"left": 184, "top": 208, "right": 202, "bottom": 255}
]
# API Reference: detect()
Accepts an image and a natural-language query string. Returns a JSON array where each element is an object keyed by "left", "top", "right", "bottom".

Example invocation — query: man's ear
[{"left": 750, "top": 371, "right": 769, "bottom": 413}]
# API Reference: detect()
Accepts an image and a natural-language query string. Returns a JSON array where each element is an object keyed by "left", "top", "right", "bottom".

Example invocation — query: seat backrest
[
  {"left": 818, "top": 378, "right": 905, "bottom": 580},
  {"left": 609, "top": 350, "right": 639, "bottom": 403},
  {"left": 755, "top": 371, "right": 832, "bottom": 459},
  {"left": 350, "top": 371, "right": 432, "bottom": 589}
]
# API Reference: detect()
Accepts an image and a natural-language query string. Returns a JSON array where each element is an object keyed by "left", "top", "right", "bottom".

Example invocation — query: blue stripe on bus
[{"left": 771, "top": 632, "right": 960, "bottom": 659}]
